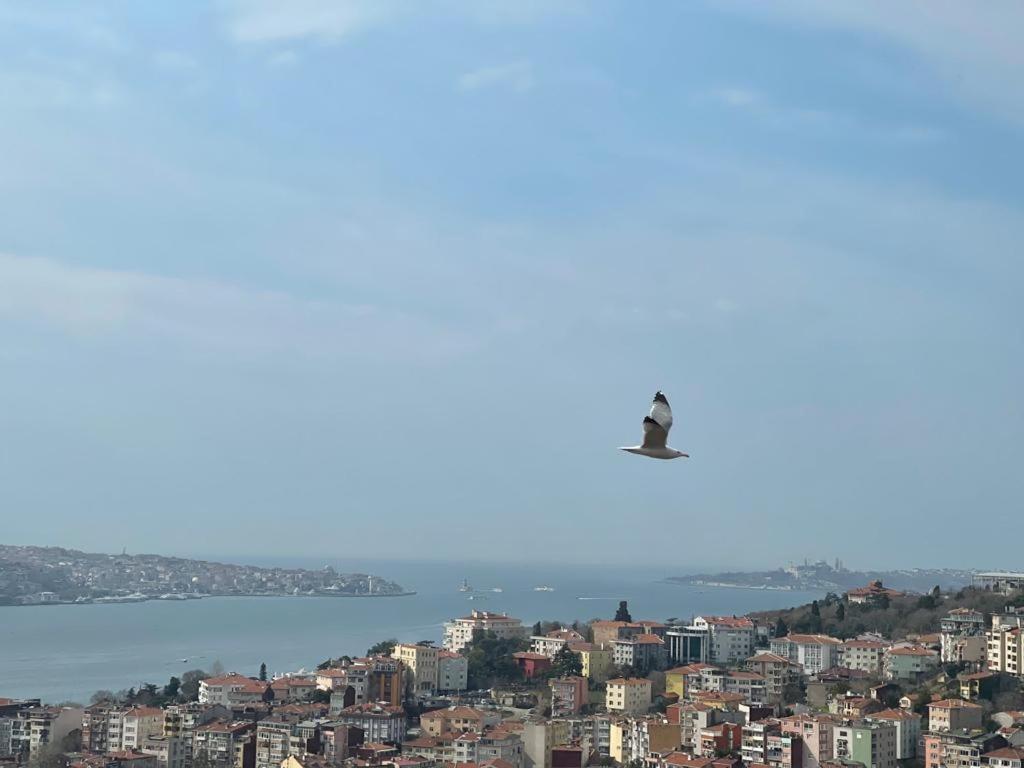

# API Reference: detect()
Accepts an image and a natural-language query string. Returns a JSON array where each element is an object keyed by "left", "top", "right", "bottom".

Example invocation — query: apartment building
[
  {"left": 747, "top": 653, "right": 801, "bottom": 706},
  {"left": 331, "top": 704, "right": 405, "bottom": 744},
  {"left": 779, "top": 714, "right": 837, "bottom": 768},
  {"left": 437, "top": 651, "right": 468, "bottom": 692},
  {"left": 928, "top": 699, "right": 984, "bottom": 734},
  {"left": 883, "top": 646, "right": 940, "bottom": 682},
  {"left": 840, "top": 641, "right": 888, "bottom": 675},
  {"left": 443, "top": 611, "right": 526, "bottom": 652},
  {"left": 613, "top": 634, "right": 668, "bottom": 673},
  {"left": 942, "top": 609, "right": 988, "bottom": 665},
  {"left": 192, "top": 721, "right": 256, "bottom": 768},
  {"left": 572, "top": 644, "right": 614, "bottom": 683},
  {"left": 692, "top": 617, "right": 756, "bottom": 665},
  {"left": 198, "top": 676, "right": 269, "bottom": 707},
  {"left": 549, "top": 678, "right": 588, "bottom": 718},
  {"left": 833, "top": 721, "right": 897, "bottom": 768},
  {"left": 865, "top": 709, "right": 921, "bottom": 760},
  {"left": 392, "top": 643, "right": 440, "bottom": 694},
  {"left": 770, "top": 635, "right": 842, "bottom": 675},
  {"left": 988, "top": 611, "right": 1024, "bottom": 679},
  {"left": 605, "top": 679, "right": 652, "bottom": 715},
  {"left": 531, "top": 630, "right": 586, "bottom": 658}
]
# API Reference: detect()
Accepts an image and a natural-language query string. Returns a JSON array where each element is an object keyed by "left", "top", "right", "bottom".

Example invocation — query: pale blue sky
[{"left": 1, "top": 1, "right": 1021, "bottom": 569}]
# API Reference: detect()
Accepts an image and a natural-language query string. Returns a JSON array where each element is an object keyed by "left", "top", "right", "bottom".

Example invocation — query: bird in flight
[{"left": 620, "top": 391, "right": 689, "bottom": 460}]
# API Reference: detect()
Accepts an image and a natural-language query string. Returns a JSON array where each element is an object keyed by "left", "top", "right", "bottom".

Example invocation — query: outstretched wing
[
  {"left": 641, "top": 415, "right": 668, "bottom": 450},
  {"left": 649, "top": 391, "right": 673, "bottom": 434}
]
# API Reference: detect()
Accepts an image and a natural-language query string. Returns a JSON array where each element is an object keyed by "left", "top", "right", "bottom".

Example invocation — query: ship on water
[{"left": 458, "top": 579, "right": 472, "bottom": 592}]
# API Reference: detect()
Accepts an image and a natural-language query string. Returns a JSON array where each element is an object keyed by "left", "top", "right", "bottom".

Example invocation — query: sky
[{"left": 0, "top": 1, "right": 1022, "bottom": 571}]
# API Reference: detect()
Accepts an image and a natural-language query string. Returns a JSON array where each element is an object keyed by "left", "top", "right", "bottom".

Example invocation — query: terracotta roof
[
  {"left": 930, "top": 698, "right": 982, "bottom": 709},
  {"left": 842, "top": 640, "right": 887, "bottom": 649},
  {"left": 887, "top": 645, "right": 937, "bottom": 656},
  {"left": 780, "top": 634, "right": 842, "bottom": 645},
  {"left": 124, "top": 707, "right": 163, "bottom": 718},
  {"left": 667, "top": 663, "right": 718, "bottom": 675},
  {"left": 606, "top": 677, "right": 650, "bottom": 686},
  {"left": 869, "top": 709, "right": 920, "bottom": 721},
  {"left": 983, "top": 748, "right": 1024, "bottom": 761},
  {"left": 628, "top": 633, "right": 665, "bottom": 645},
  {"left": 747, "top": 653, "right": 793, "bottom": 665},
  {"left": 512, "top": 652, "right": 549, "bottom": 661}
]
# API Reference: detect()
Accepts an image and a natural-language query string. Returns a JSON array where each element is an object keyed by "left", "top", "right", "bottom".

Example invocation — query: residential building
[
  {"left": 605, "top": 679, "right": 652, "bottom": 715},
  {"left": 770, "top": 635, "right": 842, "bottom": 676},
  {"left": 942, "top": 609, "right": 988, "bottom": 665},
  {"left": 833, "top": 721, "right": 897, "bottom": 768},
  {"left": 846, "top": 581, "right": 903, "bottom": 606},
  {"left": 192, "top": 721, "right": 256, "bottom": 768},
  {"left": 697, "top": 722, "right": 743, "bottom": 758},
  {"left": 747, "top": 653, "right": 800, "bottom": 707},
  {"left": 332, "top": 704, "right": 405, "bottom": 744},
  {"left": 198, "top": 676, "right": 269, "bottom": 707},
  {"left": 924, "top": 732, "right": 1010, "bottom": 768},
  {"left": 392, "top": 643, "right": 440, "bottom": 695},
  {"left": 691, "top": 617, "right": 756, "bottom": 665},
  {"left": 609, "top": 718, "right": 681, "bottom": 764},
  {"left": 437, "top": 651, "right": 468, "bottom": 693},
  {"left": 779, "top": 714, "right": 836, "bottom": 768},
  {"left": 572, "top": 644, "right": 613, "bottom": 683},
  {"left": 988, "top": 612, "right": 1024, "bottom": 679},
  {"left": 421, "top": 707, "right": 495, "bottom": 737},
  {"left": 513, "top": 653, "right": 552, "bottom": 679},
  {"left": 268, "top": 677, "right": 318, "bottom": 703},
  {"left": 121, "top": 708, "right": 165, "bottom": 751},
  {"left": 865, "top": 709, "right": 921, "bottom": 760},
  {"left": 549, "top": 678, "right": 588, "bottom": 718},
  {"left": 883, "top": 645, "right": 939, "bottom": 681},
  {"left": 140, "top": 734, "right": 187, "bottom": 768},
  {"left": 960, "top": 671, "right": 999, "bottom": 701},
  {"left": 531, "top": 630, "right": 586, "bottom": 658},
  {"left": 983, "top": 747, "right": 1024, "bottom": 768},
  {"left": 443, "top": 611, "right": 526, "bottom": 652},
  {"left": 742, "top": 719, "right": 804, "bottom": 768},
  {"left": 840, "top": 641, "right": 888, "bottom": 675},
  {"left": 613, "top": 634, "right": 668, "bottom": 673},
  {"left": 928, "top": 699, "right": 984, "bottom": 734}
]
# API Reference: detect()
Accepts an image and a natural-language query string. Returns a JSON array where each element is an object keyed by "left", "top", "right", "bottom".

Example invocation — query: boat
[
  {"left": 458, "top": 579, "right": 472, "bottom": 592},
  {"left": 533, "top": 586, "right": 555, "bottom": 592},
  {"left": 490, "top": 587, "right": 503, "bottom": 593}
]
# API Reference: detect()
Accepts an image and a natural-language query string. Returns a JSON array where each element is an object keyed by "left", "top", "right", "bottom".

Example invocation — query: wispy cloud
[
  {"left": 220, "top": 0, "right": 400, "bottom": 44},
  {"left": 153, "top": 50, "right": 199, "bottom": 73},
  {"left": 722, "top": 1, "right": 1024, "bottom": 124},
  {"left": 0, "top": 254, "right": 470, "bottom": 361},
  {"left": 458, "top": 61, "right": 534, "bottom": 93}
]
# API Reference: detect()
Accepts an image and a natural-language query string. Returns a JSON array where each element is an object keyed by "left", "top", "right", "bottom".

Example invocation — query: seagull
[{"left": 620, "top": 391, "right": 689, "bottom": 460}]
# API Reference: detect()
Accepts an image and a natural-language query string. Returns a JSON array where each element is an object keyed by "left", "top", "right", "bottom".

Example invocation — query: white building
[
  {"left": 438, "top": 651, "right": 469, "bottom": 692},
  {"left": 690, "top": 616, "right": 756, "bottom": 665},
  {"left": 443, "top": 611, "right": 526, "bottom": 652},
  {"left": 770, "top": 634, "right": 842, "bottom": 675}
]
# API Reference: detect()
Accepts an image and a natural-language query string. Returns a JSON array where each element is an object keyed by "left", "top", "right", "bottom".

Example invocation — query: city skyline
[{"left": 1, "top": 2, "right": 1022, "bottom": 566}]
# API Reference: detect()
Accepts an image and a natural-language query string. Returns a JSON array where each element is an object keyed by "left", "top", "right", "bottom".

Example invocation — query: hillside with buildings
[
  {"left": 667, "top": 560, "right": 975, "bottom": 594},
  {"left": 0, "top": 545, "right": 410, "bottom": 605}
]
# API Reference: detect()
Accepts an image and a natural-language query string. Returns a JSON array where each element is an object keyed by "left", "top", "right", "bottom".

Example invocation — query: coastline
[{"left": 4, "top": 591, "right": 417, "bottom": 607}]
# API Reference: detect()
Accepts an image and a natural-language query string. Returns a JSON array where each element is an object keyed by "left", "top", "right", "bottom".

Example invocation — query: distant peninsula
[
  {"left": 666, "top": 559, "right": 975, "bottom": 594},
  {"left": 0, "top": 545, "right": 412, "bottom": 606}
]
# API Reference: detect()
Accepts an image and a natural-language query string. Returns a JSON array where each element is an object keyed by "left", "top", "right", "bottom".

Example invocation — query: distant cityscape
[
  {"left": 3, "top": 568, "right": 1024, "bottom": 768},
  {"left": 667, "top": 560, "right": 978, "bottom": 594},
  {"left": 0, "top": 546, "right": 411, "bottom": 606}
]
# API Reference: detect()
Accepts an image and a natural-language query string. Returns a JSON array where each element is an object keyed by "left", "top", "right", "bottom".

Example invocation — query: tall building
[
  {"left": 770, "top": 635, "right": 842, "bottom": 675},
  {"left": 691, "top": 617, "right": 756, "bottom": 665},
  {"left": 988, "top": 611, "right": 1024, "bottom": 679},
  {"left": 833, "top": 721, "right": 897, "bottom": 768},
  {"left": 392, "top": 643, "right": 439, "bottom": 695},
  {"left": 605, "top": 679, "right": 652, "bottom": 715}
]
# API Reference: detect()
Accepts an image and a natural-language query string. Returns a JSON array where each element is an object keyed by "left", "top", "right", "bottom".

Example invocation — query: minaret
[{"left": 368, "top": 576, "right": 373, "bottom": 595}]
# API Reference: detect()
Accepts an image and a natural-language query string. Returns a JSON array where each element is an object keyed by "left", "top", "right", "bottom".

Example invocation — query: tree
[
  {"left": 932, "top": 585, "right": 941, "bottom": 598},
  {"left": 614, "top": 601, "right": 632, "bottom": 622},
  {"left": 811, "top": 600, "right": 820, "bottom": 617},
  {"left": 209, "top": 660, "right": 225, "bottom": 676},
  {"left": 836, "top": 603, "right": 846, "bottom": 622},
  {"left": 550, "top": 645, "right": 583, "bottom": 678},
  {"left": 367, "top": 639, "right": 397, "bottom": 657},
  {"left": 532, "top": 622, "right": 543, "bottom": 637},
  {"left": 774, "top": 618, "right": 789, "bottom": 638},
  {"left": 259, "top": 663, "right": 267, "bottom": 682},
  {"left": 164, "top": 677, "right": 181, "bottom": 699},
  {"left": 465, "top": 630, "right": 527, "bottom": 689},
  {"left": 180, "top": 670, "right": 208, "bottom": 701},
  {"left": 89, "top": 690, "right": 118, "bottom": 704}
]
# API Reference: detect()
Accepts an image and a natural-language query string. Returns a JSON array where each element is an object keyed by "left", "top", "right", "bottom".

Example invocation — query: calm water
[{"left": 0, "top": 558, "right": 823, "bottom": 704}]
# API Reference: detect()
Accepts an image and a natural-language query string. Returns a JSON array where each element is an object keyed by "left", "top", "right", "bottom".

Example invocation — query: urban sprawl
[{"left": 5, "top": 571, "right": 1024, "bottom": 768}]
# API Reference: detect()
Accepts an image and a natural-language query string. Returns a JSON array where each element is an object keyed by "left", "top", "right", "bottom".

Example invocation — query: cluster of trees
[
  {"left": 88, "top": 658, "right": 269, "bottom": 707},
  {"left": 465, "top": 629, "right": 529, "bottom": 689},
  {"left": 763, "top": 586, "right": 1023, "bottom": 640}
]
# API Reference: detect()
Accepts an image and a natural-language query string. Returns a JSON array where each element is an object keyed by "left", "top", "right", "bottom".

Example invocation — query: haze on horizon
[{"left": 0, "top": 2, "right": 1021, "bottom": 571}]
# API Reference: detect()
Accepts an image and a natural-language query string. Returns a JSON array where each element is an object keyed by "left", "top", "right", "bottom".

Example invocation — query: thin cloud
[
  {"left": 220, "top": 0, "right": 398, "bottom": 44},
  {"left": 0, "top": 254, "right": 470, "bottom": 361},
  {"left": 458, "top": 61, "right": 534, "bottom": 93}
]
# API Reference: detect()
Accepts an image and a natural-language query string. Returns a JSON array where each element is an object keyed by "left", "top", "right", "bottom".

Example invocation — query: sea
[{"left": 0, "top": 558, "right": 824, "bottom": 704}]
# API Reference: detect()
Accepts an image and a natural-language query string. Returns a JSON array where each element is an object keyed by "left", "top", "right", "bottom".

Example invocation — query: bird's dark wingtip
[{"left": 653, "top": 391, "right": 668, "bottom": 404}]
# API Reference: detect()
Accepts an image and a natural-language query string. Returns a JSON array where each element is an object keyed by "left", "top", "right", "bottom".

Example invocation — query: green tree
[
  {"left": 532, "top": 622, "right": 543, "bottom": 637},
  {"left": 774, "top": 618, "right": 789, "bottom": 638},
  {"left": 465, "top": 630, "right": 527, "bottom": 689},
  {"left": 180, "top": 670, "right": 208, "bottom": 701},
  {"left": 367, "top": 639, "right": 397, "bottom": 657},
  {"left": 614, "top": 601, "right": 632, "bottom": 622},
  {"left": 259, "top": 663, "right": 267, "bottom": 682},
  {"left": 164, "top": 677, "right": 181, "bottom": 699},
  {"left": 811, "top": 600, "right": 820, "bottom": 617},
  {"left": 835, "top": 603, "right": 846, "bottom": 622},
  {"left": 550, "top": 645, "right": 583, "bottom": 678}
]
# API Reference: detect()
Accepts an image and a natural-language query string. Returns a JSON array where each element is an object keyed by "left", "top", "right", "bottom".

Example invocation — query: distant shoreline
[
  {"left": 2, "top": 591, "right": 418, "bottom": 608},
  {"left": 662, "top": 579, "right": 805, "bottom": 592}
]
